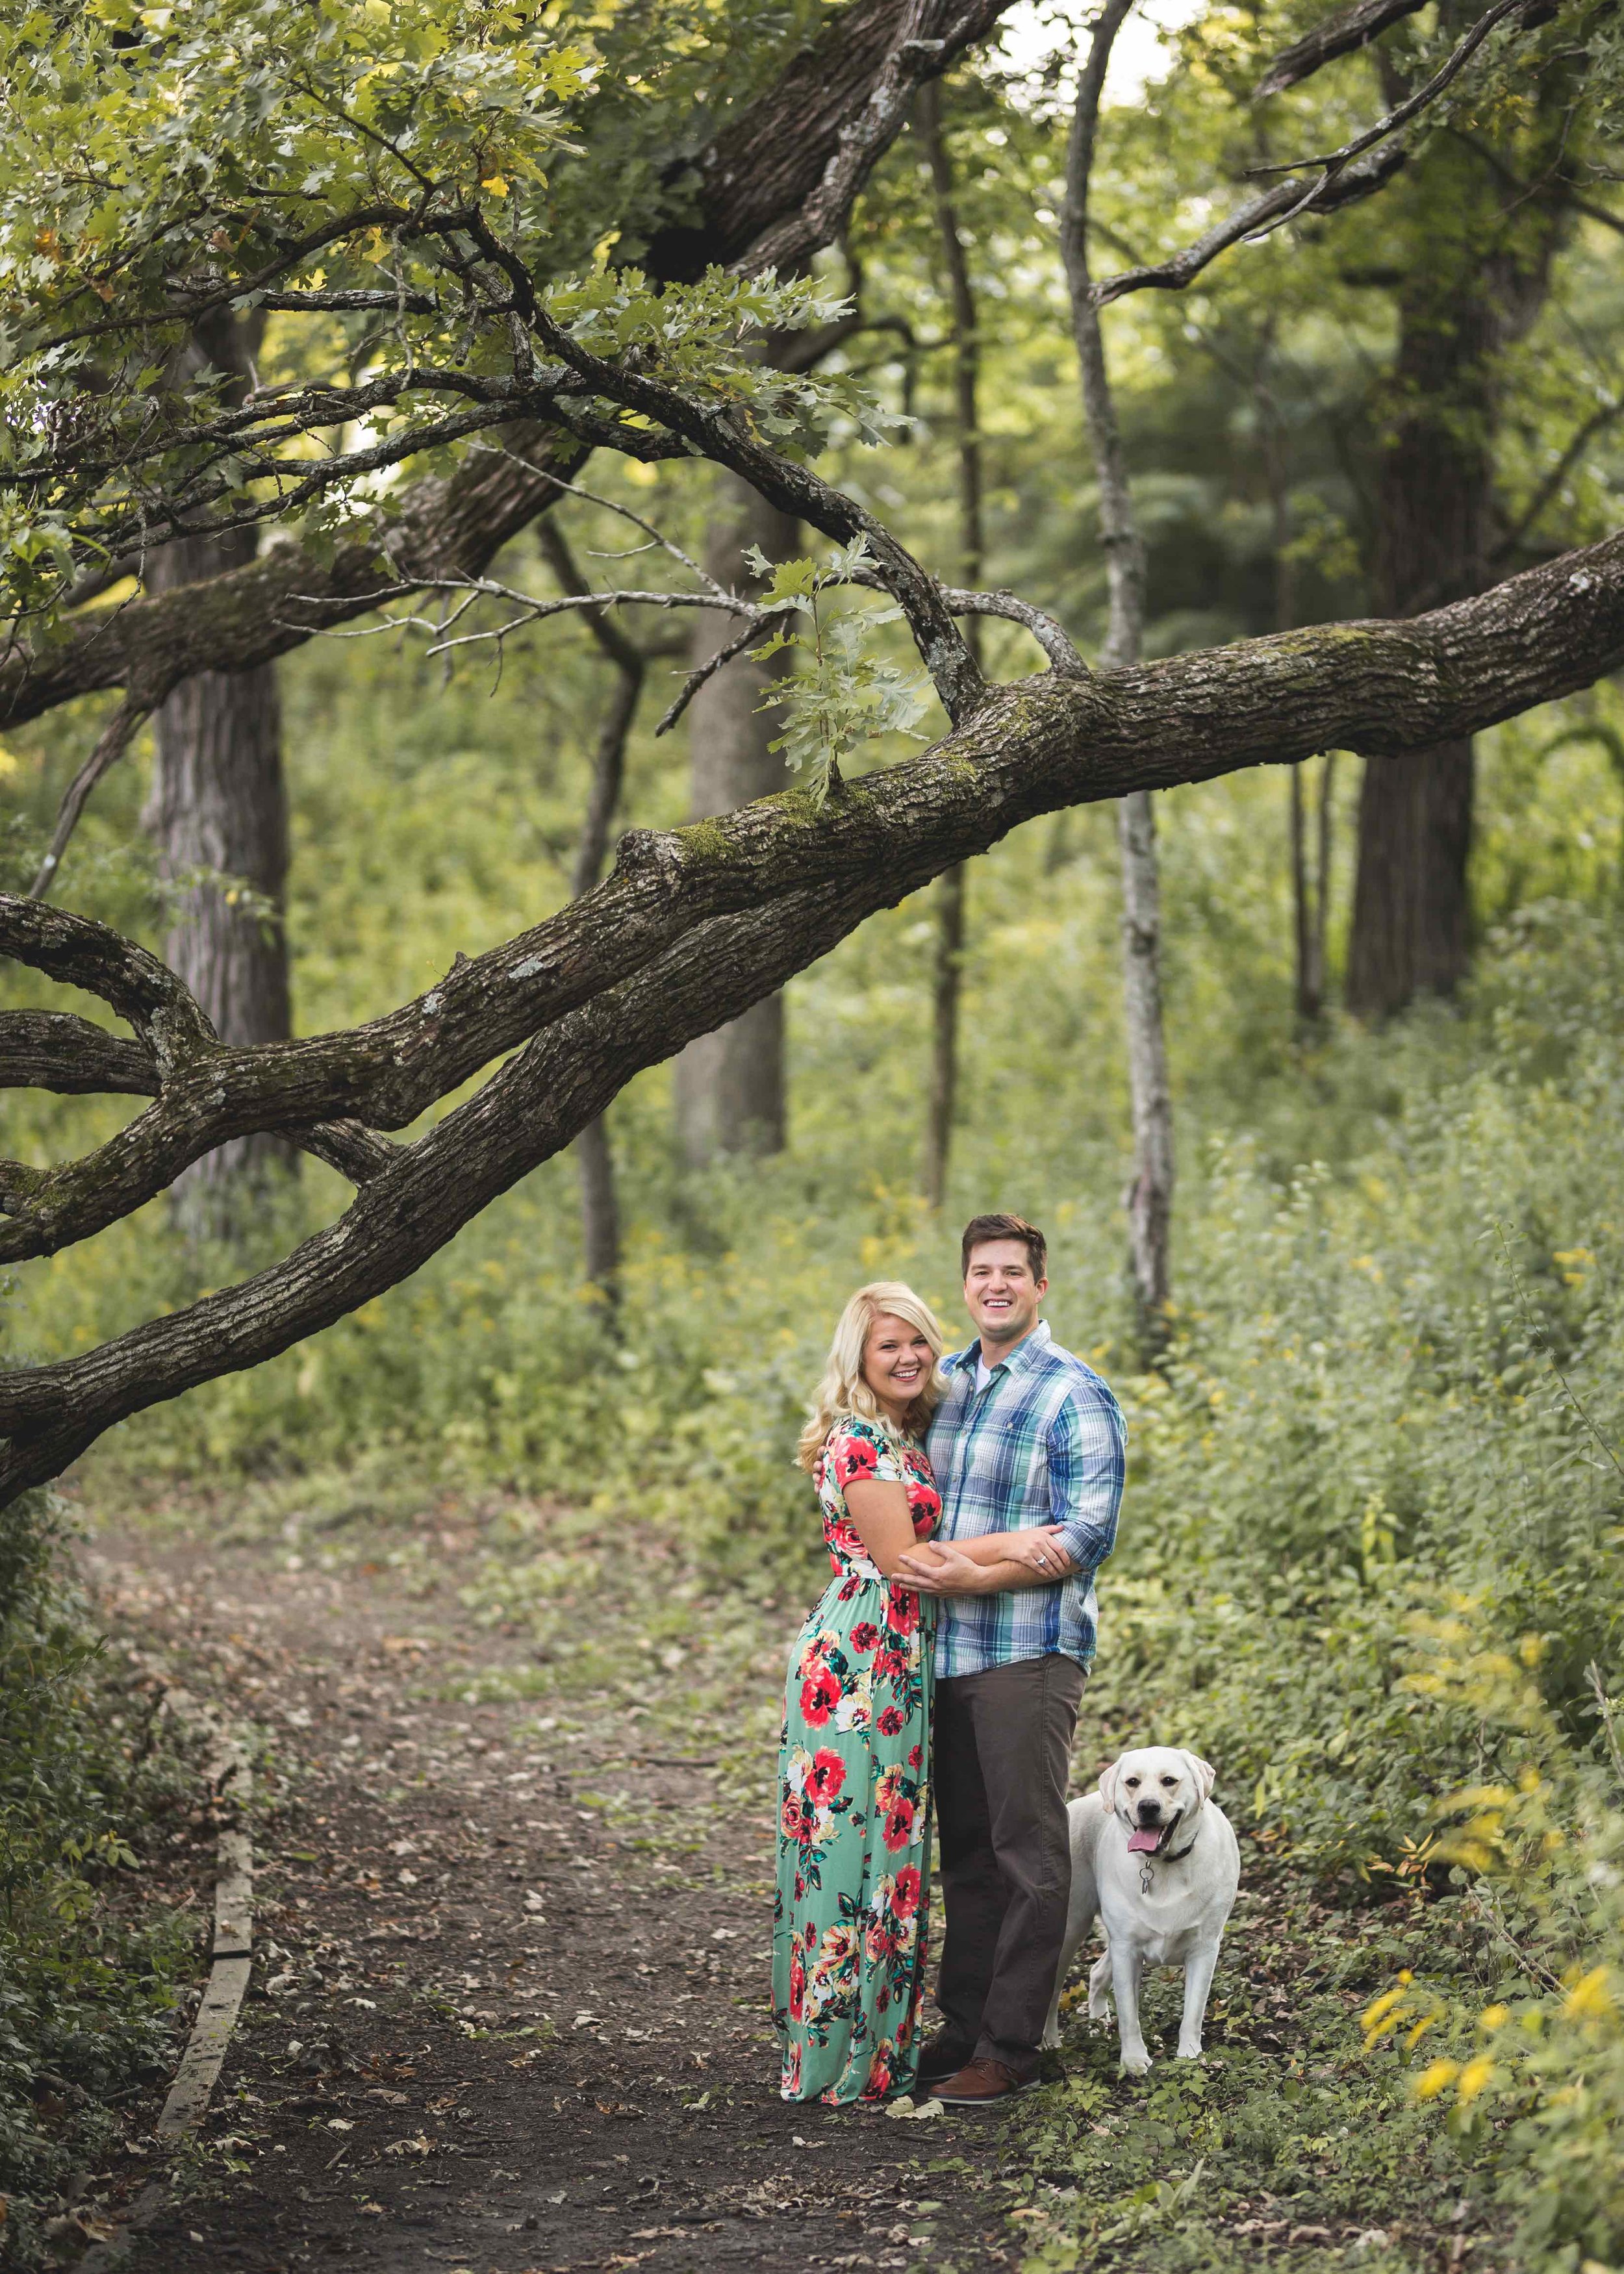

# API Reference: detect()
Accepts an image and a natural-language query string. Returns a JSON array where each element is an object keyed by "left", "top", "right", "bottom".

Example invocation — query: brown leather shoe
[
  {"left": 933, "top": 2057, "right": 1041, "bottom": 2106},
  {"left": 916, "top": 2033, "right": 975, "bottom": 2088}
]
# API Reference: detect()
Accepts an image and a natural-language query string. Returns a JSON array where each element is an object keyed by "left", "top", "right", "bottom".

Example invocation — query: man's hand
[{"left": 896, "top": 1541, "right": 994, "bottom": 1597}]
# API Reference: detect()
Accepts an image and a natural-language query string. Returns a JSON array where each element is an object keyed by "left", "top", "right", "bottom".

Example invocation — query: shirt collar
[{"left": 957, "top": 1319, "right": 1052, "bottom": 1380}]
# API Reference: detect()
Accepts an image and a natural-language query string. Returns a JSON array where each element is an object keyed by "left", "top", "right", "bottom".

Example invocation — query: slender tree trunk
[
  {"left": 1314, "top": 752, "right": 1337, "bottom": 1004},
  {"left": 919, "top": 79, "right": 982, "bottom": 1211},
  {"left": 146, "top": 316, "right": 293, "bottom": 1241},
  {"left": 542, "top": 522, "right": 646, "bottom": 1314},
  {"left": 674, "top": 475, "right": 796, "bottom": 1168},
  {"left": 1062, "top": 0, "right": 1174, "bottom": 1348},
  {"left": 924, "top": 861, "right": 965, "bottom": 1209},
  {"left": 1261, "top": 365, "right": 1330, "bottom": 1026}
]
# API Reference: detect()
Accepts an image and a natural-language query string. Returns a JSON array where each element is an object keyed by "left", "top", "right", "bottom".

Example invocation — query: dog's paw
[
  {"left": 1039, "top": 2025, "right": 1061, "bottom": 2052},
  {"left": 1174, "top": 2044, "right": 1204, "bottom": 2062},
  {"left": 1119, "top": 2047, "right": 1153, "bottom": 2075},
  {"left": 1087, "top": 1995, "right": 1111, "bottom": 2021}
]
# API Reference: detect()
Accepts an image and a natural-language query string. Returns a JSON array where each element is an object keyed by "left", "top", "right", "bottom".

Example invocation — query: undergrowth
[
  {"left": 0, "top": 1485, "right": 203, "bottom": 2266},
  {"left": 12, "top": 905, "right": 1624, "bottom": 2262}
]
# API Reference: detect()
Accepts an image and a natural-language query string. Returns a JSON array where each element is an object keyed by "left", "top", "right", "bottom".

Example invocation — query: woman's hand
[{"left": 998, "top": 1526, "right": 1076, "bottom": 1579}]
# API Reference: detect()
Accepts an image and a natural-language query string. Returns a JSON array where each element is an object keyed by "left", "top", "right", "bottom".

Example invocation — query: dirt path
[
  {"left": 73, "top": 1485, "right": 1510, "bottom": 2274},
  {"left": 78, "top": 1492, "right": 1017, "bottom": 2273}
]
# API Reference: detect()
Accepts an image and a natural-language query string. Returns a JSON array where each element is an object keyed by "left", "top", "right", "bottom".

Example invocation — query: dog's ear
[
  {"left": 1181, "top": 1750, "right": 1217, "bottom": 1803},
  {"left": 1098, "top": 1760, "right": 1119, "bottom": 1814}
]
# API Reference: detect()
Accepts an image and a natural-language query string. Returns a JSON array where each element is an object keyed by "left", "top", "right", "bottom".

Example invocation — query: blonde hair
[{"left": 795, "top": 1281, "right": 947, "bottom": 1474}]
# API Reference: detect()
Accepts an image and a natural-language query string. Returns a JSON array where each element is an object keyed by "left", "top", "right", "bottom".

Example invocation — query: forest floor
[{"left": 64, "top": 1481, "right": 1514, "bottom": 2274}]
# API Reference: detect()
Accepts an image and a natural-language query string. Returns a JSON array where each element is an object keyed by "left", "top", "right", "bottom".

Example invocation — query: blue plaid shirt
[{"left": 925, "top": 1321, "right": 1126, "bottom": 1679}]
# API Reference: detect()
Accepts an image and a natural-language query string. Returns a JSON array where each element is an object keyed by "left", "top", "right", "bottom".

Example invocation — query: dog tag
[{"left": 1139, "top": 1862, "right": 1155, "bottom": 1894}]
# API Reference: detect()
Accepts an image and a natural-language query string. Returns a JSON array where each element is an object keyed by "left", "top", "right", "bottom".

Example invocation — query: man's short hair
[{"left": 960, "top": 1213, "right": 1047, "bottom": 1282}]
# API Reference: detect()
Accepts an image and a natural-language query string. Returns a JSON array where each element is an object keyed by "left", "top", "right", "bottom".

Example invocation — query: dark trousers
[{"left": 932, "top": 1653, "right": 1087, "bottom": 2078}]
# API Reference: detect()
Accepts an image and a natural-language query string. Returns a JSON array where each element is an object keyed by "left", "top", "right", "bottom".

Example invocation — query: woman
[{"left": 772, "top": 1282, "right": 1066, "bottom": 2105}]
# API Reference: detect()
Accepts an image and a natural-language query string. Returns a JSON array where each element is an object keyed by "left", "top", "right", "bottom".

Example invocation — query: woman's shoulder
[{"left": 823, "top": 1413, "right": 900, "bottom": 1484}]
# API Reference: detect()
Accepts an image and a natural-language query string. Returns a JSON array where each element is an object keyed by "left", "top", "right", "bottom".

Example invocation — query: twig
[
  {"left": 653, "top": 615, "right": 768, "bottom": 737},
  {"left": 1493, "top": 397, "right": 1624, "bottom": 561},
  {"left": 1462, "top": 1884, "right": 1567, "bottom": 1997},
  {"left": 29, "top": 699, "right": 152, "bottom": 901},
  {"left": 1588, "top": 1662, "right": 1624, "bottom": 1793},
  {"left": 1091, "top": 145, "right": 1407, "bottom": 307},
  {"left": 1249, "top": 0, "right": 1541, "bottom": 181}
]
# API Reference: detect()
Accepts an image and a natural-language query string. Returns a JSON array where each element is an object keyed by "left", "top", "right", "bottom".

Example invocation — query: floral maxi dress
[{"left": 772, "top": 1415, "right": 939, "bottom": 2104}]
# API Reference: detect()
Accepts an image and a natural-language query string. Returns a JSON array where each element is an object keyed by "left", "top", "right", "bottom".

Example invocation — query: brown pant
[{"left": 932, "top": 1653, "right": 1087, "bottom": 2078}]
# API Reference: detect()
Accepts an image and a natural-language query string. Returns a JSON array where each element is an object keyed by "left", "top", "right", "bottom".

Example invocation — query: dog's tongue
[{"left": 1126, "top": 1827, "right": 1162, "bottom": 1854}]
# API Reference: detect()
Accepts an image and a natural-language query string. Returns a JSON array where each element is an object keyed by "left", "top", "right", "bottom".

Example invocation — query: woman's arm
[
  {"left": 842, "top": 1477, "right": 932, "bottom": 1580},
  {"left": 896, "top": 1538, "right": 1065, "bottom": 1597},
  {"left": 950, "top": 1526, "right": 1076, "bottom": 1574}
]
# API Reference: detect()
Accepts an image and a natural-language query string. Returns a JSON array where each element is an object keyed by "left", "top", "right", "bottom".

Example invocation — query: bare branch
[
  {"left": 725, "top": 0, "right": 1015, "bottom": 277},
  {"left": 1256, "top": 0, "right": 1428, "bottom": 99},
  {"left": 290, "top": 1119, "right": 401, "bottom": 1184},
  {"left": 29, "top": 700, "right": 153, "bottom": 900},
  {"left": 1091, "top": 144, "right": 1408, "bottom": 307},
  {"left": 848, "top": 568, "right": 1090, "bottom": 676},
  {"left": 1494, "top": 398, "right": 1624, "bottom": 561},
  {"left": 1249, "top": 0, "right": 1542, "bottom": 181},
  {"left": 653, "top": 614, "right": 768, "bottom": 736}
]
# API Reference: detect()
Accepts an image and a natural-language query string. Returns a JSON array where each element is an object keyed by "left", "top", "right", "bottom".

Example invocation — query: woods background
[{"left": 2, "top": 0, "right": 1623, "bottom": 2263}]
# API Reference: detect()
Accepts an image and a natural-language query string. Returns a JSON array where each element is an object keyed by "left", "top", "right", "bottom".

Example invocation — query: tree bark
[
  {"left": 1347, "top": 277, "right": 1492, "bottom": 1016},
  {"left": 543, "top": 522, "right": 646, "bottom": 1313},
  {"left": 1062, "top": 0, "right": 1176, "bottom": 1348},
  {"left": 1347, "top": 110, "right": 1571, "bottom": 1018},
  {"left": 919, "top": 79, "right": 981, "bottom": 1213},
  {"left": 673, "top": 476, "right": 797, "bottom": 1169},
  {"left": 146, "top": 314, "right": 295, "bottom": 1236}
]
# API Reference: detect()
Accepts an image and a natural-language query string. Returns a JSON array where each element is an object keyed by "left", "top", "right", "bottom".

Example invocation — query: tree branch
[
  {"left": 7, "top": 528, "right": 1624, "bottom": 1497},
  {"left": 1256, "top": 0, "right": 1429, "bottom": 99},
  {"left": 28, "top": 700, "right": 153, "bottom": 900},
  {"left": 5, "top": 527, "right": 1624, "bottom": 1287},
  {"left": 0, "top": 0, "right": 1015, "bottom": 735},
  {"left": 0, "top": 1011, "right": 155, "bottom": 1096},
  {"left": 1090, "top": 144, "right": 1408, "bottom": 307},
  {"left": 1493, "top": 398, "right": 1624, "bottom": 562},
  {"left": 1249, "top": 0, "right": 1542, "bottom": 181}
]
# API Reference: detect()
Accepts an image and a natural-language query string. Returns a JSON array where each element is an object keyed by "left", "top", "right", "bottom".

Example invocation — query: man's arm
[{"left": 1048, "top": 1381, "right": 1126, "bottom": 1576}]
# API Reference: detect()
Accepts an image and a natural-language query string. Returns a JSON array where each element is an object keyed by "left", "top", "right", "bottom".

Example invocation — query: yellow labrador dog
[{"left": 1041, "top": 1746, "right": 1240, "bottom": 2073}]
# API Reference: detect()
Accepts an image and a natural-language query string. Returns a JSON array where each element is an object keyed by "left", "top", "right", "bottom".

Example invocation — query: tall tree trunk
[
  {"left": 919, "top": 79, "right": 981, "bottom": 1211},
  {"left": 1063, "top": 0, "right": 1174, "bottom": 1350},
  {"left": 542, "top": 522, "right": 646, "bottom": 1315},
  {"left": 146, "top": 316, "right": 293, "bottom": 1239},
  {"left": 673, "top": 475, "right": 796, "bottom": 1169},
  {"left": 1346, "top": 110, "right": 1571, "bottom": 1019},
  {"left": 1347, "top": 282, "right": 1492, "bottom": 1017}
]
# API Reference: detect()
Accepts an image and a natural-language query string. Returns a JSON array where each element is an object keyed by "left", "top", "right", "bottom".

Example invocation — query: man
[{"left": 898, "top": 1213, "right": 1126, "bottom": 2107}]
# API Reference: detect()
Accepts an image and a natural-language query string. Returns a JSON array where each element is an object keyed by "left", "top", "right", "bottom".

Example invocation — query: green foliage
[
  {"left": 0, "top": 1490, "right": 200, "bottom": 2264},
  {"left": 746, "top": 537, "right": 930, "bottom": 802}
]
